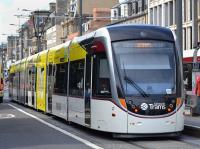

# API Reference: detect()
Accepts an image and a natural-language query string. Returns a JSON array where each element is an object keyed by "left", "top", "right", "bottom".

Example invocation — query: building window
[
  {"left": 114, "top": 10, "right": 117, "bottom": 18},
  {"left": 169, "top": 1, "right": 173, "bottom": 26},
  {"left": 183, "top": 28, "right": 186, "bottom": 50},
  {"left": 183, "top": 0, "right": 187, "bottom": 22},
  {"left": 132, "top": 1, "right": 138, "bottom": 14},
  {"left": 198, "top": 0, "right": 200, "bottom": 17},
  {"left": 150, "top": 8, "right": 153, "bottom": 24},
  {"left": 158, "top": 5, "right": 162, "bottom": 26},
  {"left": 128, "top": 3, "right": 132, "bottom": 16},
  {"left": 152, "top": 7, "right": 157, "bottom": 25},
  {"left": 138, "top": 0, "right": 142, "bottom": 13},
  {"left": 190, "top": 0, "right": 192, "bottom": 21},
  {"left": 124, "top": 4, "right": 128, "bottom": 17},
  {"left": 111, "top": 8, "right": 118, "bottom": 20},
  {"left": 144, "top": 0, "right": 147, "bottom": 10},
  {"left": 190, "top": 26, "right": 192, "bottom": 49},
  {"left": 164, "top": 3, "right": 169, "bottom": 26}
]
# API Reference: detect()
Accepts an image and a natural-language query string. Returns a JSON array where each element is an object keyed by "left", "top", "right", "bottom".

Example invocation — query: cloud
[{"left": 0, "top": 0, "right": 55, "bottom": 42}]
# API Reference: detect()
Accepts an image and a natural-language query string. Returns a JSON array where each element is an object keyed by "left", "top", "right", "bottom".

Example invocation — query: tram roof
[
  {"left": 48, "top": 41, "right": 71, "bottom": 64},
  {"left": 106, "top": 24, "right": 174, "bottom": 42},
  {"left": 9, "top": 63, "right": 16, "bottom": 73},
  {"left": 19, "top": 58, "right": 27, "bottom": 71}
]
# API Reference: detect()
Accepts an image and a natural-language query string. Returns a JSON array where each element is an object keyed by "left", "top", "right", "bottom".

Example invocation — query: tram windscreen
[{"left": 112, "top": 40, "right": 176, "bottom": 96}]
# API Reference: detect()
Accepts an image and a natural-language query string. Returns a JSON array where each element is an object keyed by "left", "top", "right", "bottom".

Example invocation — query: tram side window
[
  {"left": 69, "top": 59, "right": 84, "bottom": 97},
  {"left": 54, "top": 63, "right": 67, "bottom": 95},
  {"left": 33, "top": 66, "right": 37, "bottom": 90},
  {"left": 13, "top": 73, "right": 16, "bottom": 88},
  {"left": 28, "top": 69, "right": 31, "bottom": 91},
  {"left": 38, "top": 68, "right": 45, "bottom": 91},
  {"left": 93, "top": 55, "right": 111, "bottom": 97},
  {"left": 10, "top": 73, "right": 15, "bottom": 88}
]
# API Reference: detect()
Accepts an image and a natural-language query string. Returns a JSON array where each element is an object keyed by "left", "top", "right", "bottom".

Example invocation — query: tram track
[
  {"left": 115, "top": 134, "right": 200, "bottom": 149},
  {"left": 124, "top": 140, "right": 150, "bottom": 149},
  {"left": 177, "top": 135, "right": 200, "bottom": 149},
  {"left": 8, "top": 102, "right": 200, "bottom": 149}
]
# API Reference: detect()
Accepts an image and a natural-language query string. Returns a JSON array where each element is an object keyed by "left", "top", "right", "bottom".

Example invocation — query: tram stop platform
[{"left": 184, "top": 115, "right": 200, "bottom": 137}]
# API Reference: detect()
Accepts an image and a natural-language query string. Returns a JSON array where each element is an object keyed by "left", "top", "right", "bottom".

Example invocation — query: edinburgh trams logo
[
  {"left": 140, "top": 103, "right": 148, "bottom": 111},
  {"left": 140, "top": 103, "right": 166, "bottom": 111}
]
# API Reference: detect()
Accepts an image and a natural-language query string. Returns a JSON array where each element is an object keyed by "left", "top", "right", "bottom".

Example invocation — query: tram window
[
  {"left": 69, "top": 59, "right": 85, "bottom": 97},
  {"left": 93, "top": 55, "right": 111, "bottom": 97},
  {"left": 38, "top": 68, "right": 45, "bottom": 91},
  {"left": 48, "top": 65, "right": 52, "bottom": 76},
  {"left": 54, "top": 63, "right": 67, "bottom": 95}
]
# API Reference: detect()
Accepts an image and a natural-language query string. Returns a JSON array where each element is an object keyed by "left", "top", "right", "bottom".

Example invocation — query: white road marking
[
  {"left": 0, "top": 114, "right": 15, "bottom": 119},
  {"left": 185, "top": 124, "right": 200, "bottom": 129},
  {"left": 8, "top": 104, "right": 103, "bottom": 149}
]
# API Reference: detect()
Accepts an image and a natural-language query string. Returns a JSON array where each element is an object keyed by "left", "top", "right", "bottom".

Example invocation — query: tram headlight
[
  {"left": 134, "top": 108, "right": 139, "bottom": 113},
  {"left": 167, "top": 108, "right": 172, "bottom": 112}
]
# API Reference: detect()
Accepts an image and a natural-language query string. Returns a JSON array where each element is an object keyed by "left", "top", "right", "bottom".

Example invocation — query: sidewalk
[
  {"left": 185, "top": 115, "right": 200, "bottom": 127},
  {"left": 184, "top": 115, "right": 200, "bottom": 137},
  {"left": 3, "top": 81, "right": 11, "bottom": 103}
]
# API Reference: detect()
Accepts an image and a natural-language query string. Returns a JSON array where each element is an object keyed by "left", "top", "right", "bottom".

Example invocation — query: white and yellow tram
[{"left": 9, "top": 25, "right": 184, "bottom": 137}]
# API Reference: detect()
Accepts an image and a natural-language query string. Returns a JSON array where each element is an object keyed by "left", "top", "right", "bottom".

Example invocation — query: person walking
[{"left": 195, "top": 76, "right": 200, "bottom": 114}]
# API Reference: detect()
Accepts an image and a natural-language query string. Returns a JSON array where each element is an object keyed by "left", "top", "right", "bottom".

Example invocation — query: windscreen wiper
[{"left": 124, "top": 76, "right": 148, "bottom": 98}]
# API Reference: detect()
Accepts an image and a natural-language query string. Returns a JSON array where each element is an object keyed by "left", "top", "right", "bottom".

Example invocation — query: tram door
[
  {"left": 46, "top": 64, "right": 55, "bottom": 113},
  {"left": 85, "top": 55, "right": 93, "bottom": 126}
]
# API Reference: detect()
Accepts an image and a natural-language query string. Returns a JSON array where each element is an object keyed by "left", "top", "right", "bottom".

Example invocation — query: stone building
[
  {"left": 111, "top": 0, "right": 148, "bottom": 24},
  {"left": 7, "top": 36, "right": 19, "bottom": 61},
  {"left": 149, "top": 0, "right": 200, "bottom": 51},
  {"left": 61, "top": 0, "right": 118, "bottom": 42}
]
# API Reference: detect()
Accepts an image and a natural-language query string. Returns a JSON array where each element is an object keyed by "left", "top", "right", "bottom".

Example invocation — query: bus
[{"left": 9, "top": 24, "right": 184, "bottom": 137}]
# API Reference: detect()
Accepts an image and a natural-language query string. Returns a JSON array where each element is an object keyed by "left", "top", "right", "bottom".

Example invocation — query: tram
[{"left": 9, "top": 25, "right": 184, "bottom": 137}]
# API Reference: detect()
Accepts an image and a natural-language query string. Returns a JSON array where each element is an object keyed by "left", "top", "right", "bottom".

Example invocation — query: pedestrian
[{"left": 195, "top": 76, "right": 200, "bottom": 114}]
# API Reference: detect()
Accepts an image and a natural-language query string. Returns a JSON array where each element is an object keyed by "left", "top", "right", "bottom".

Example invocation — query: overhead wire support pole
[
  {"left": 79, "top": 0, "right": 83, "bottom": 36},
  {"left": 176, "top": 0, "right": 183, "bottom": 58}
]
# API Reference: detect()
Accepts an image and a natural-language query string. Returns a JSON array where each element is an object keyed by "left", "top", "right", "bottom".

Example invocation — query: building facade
[
  {"left": 46, "top": 25, "right": 62, "bottom": 49},
  {"left": 18, "top": 20, "right": 35, "bottom": 59},
  {"left": 61, "top": 0, "right": 118, "bottom": 42},
  {"left": 0, "top": 43, "right": 7, "bottom": 72},
  {"left": 7, "top": 36, "right": 19, "bottom": 61},
  {"left": 149, "top": 0, "right": 200, "bottom": 51},
  {"left": 111, "top": 0, "right": 148, "bottom": 24}
]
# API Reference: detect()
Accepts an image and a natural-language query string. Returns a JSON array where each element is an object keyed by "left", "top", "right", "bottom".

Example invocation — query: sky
[{"left": 0, "top": 0, "right": 55, "bottom": 43}]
